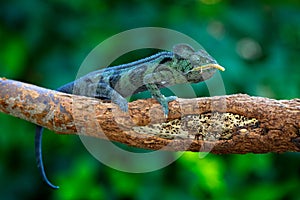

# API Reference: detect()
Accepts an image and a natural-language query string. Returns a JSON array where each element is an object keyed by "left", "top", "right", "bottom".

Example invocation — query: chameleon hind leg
[
  {"left": 35, "top": 126, "right": 59, "bottom": 189},
  {"left": 92, "top": 82, "right": 129, "bottom": 112}
]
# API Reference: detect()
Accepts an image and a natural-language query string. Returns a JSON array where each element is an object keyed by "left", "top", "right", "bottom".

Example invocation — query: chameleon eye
[{"left": 190, "top": 55, "right": 201, "bottom": 65}]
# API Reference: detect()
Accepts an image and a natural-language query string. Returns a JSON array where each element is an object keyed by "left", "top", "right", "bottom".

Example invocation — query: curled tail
[{"left": 35, "top": 125, "right": 59, "bottom": 189}]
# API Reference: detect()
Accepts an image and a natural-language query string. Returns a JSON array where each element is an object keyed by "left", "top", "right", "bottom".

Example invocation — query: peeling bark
[{"left": 0, "top": 78, "right": 299, "bottom": 153}]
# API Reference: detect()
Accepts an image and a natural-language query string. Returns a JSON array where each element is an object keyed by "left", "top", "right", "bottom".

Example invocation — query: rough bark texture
[{"left": 0, "top": 78, "right": 299, "bottom": 153}]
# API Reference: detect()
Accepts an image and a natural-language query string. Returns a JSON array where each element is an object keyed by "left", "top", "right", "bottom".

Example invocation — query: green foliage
[{"left": 0, "top": 0, "right": 299, "bottom": 199}]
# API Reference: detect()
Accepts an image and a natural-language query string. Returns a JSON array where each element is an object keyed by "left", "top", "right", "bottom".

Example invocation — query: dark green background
[{"left": 0, "top": 0, "right": 300, "bottom": 199}]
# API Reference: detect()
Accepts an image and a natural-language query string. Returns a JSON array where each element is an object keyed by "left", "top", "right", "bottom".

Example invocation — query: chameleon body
[{"left": 35, "top": 44, "right": 225, "bottom": 189}]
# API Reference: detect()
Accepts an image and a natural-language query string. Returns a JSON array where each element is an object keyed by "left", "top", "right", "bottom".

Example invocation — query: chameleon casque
[{"left": 35, "top": 43, "right": 225, "bottom": 189}]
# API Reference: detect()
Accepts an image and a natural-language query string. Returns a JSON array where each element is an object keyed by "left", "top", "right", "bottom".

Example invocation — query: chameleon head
[{"left": 173, "top": 44, "right": 225, "bottom": 83}]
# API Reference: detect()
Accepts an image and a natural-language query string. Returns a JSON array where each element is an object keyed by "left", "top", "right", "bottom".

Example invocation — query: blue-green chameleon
[{"left": 35, "top": 44, "right": 225, "bottom": 189}]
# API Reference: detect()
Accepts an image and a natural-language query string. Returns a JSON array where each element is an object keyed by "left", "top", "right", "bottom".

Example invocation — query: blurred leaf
[
  {"left": 1, "top": 36, "right": 27, "bottom": 78},
  {"left": 55, "top": 156, "right": 104, "bottom": 200}
]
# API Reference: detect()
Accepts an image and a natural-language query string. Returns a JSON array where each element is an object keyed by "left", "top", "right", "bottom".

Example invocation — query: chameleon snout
[{"left": 192, "top": 64, "right": 225, "bottom": 72}]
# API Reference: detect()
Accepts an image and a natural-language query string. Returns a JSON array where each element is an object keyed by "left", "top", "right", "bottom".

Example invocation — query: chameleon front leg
[
  {"left": 143, "top": 68, "right": 183, "bottom": 117},
  {"left": 143, "top": 70, "right": 179, "bottom": 116},
  {"left": 145, "top": 82, "right": 176, "bottom": 117}
]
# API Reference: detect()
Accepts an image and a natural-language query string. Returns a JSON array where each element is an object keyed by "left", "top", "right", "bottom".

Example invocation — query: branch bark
[{"left": 0, "top": 78, "right": 299, "bottom": 153}]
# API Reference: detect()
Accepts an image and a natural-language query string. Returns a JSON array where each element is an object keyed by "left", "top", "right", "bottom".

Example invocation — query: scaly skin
[{"left": 35, "top": 43, "right": 225, "bottom": 189}]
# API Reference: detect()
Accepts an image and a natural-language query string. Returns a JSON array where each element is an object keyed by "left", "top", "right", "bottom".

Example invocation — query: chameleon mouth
[{"left": 192, "top": 64, "right": 225, "bottom": 72}]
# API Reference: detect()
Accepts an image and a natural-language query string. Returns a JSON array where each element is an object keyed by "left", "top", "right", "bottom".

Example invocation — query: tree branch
[{"left": 0, "top": 78, "right": 299, "bottom": 153}]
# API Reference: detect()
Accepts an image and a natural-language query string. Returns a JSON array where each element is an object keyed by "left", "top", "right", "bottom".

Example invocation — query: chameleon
[{"left": 35, "top": 43, "right": 225, "bottom": 189}]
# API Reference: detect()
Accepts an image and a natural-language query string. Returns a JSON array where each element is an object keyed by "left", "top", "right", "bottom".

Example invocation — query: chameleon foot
[
  {"left": 111, "top": 96, "right": 129, "bottom": 112},
  {"left": 159, "top": 96, "right": 177, "bottom": 118}
]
